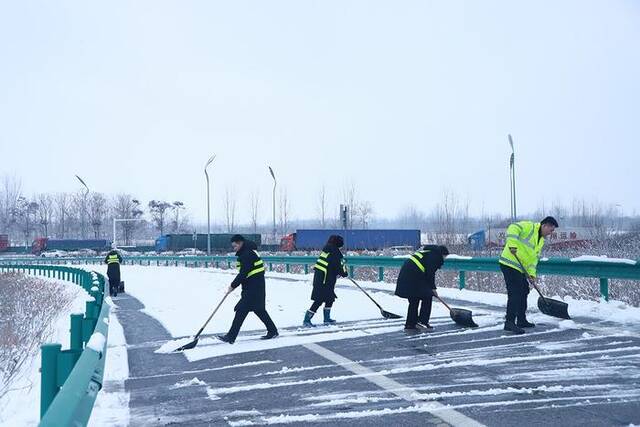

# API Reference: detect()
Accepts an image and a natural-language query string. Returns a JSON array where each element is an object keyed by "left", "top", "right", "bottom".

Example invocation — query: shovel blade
[
  {"left": 381, "top": 309, "right": 403, "bottom": 319},
  {"left": 537, "top": 297, "right": 571, "bottom": 319},
  {"left": 449, "top": 308, "right": 479, "bottom": 328},
  {"left": 175, "top": 338, "right": 199, "bottom": 352}
]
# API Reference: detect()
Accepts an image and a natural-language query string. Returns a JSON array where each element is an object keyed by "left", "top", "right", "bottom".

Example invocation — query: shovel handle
[
  {"left": 194, "top": 288, "right": 232, "bottom": 339},
  {"left": 348, "top": 278, "right": 383, "bottom": 310},
  {"left": 512, "top": 254, "right": 547, "bottom": 303},
  {"left": 433, "top": 294, "right": 452, "bottom": 311}
]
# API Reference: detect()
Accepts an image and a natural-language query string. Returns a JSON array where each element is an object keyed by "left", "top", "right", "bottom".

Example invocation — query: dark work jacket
[
  {"left": 231, "top": 240, "right": 266, "bottom": 311},
  {"left": 104, "top": 250, "right": 122, "bottom": 282},
  {"left": 311, "top": 244, "right": 348, "bottom": 303},
  {"left": 395, "top": 246, "right": 445, "bottom": 299}
]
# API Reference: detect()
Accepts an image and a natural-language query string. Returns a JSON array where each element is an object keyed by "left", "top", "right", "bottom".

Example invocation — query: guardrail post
[
  {"left": 599, "top": 278, "right": 609, "bottom": 302},
  {"left": 269, "top": 262, "right": 273, "bottom": 271},
  {"left": 378, "top": 266, "right": 384, "bottom": 282},
  {"left": 459, "top": 271, "right": 466, "bottom": 290},
  {"left": 40, "top": 343, "right": 62, "bottom": 418},
  {"left": 285, "top": 263, "right": 290, "bottom": 273},
  {"left": 349, "top": 266, "right": 355, "bottom": 278},
  {"left": 70, "top": 314, "right": 84, "bottom": 351},
  {"left": 304, "top": 264, "right": 309, "bottom": 274}
]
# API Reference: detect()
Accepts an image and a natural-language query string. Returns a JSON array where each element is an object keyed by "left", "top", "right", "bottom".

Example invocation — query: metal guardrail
[
  {"left": 0, "top": 264, "right": 110, "bottom": 426},
  {"left": 2, "top": 255, "right": 638, "bottom": 301}
]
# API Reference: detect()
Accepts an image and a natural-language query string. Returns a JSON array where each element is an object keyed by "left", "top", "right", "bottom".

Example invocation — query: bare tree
[
  {"left": 249, "top": 189, "right": 260, "bottom": 233},
  {"left": 279, "top": 188, "right": 291, "bottom": 234},
  {"left": 13, "top": 197, "right": 39, "bottom": 246},
  {"left": 0, "top": 175, "right": 22, "bottom": 234},
  {"left": 88, "top": 193, "right": 108, "bottom": 238},
  {"left": 356, "top": 200, "right": 374, "bottom": 228},
  {"left": 224, "top": 188, "right": 237, "bottom": 233},
  {"left": 55, "top": 193, "right": 70, "bottom": 238},
  {"left": 341, "top": 180, "right": 358, "bottom": 228},
  {"left": 171, "top": 201, "right": 185, "bottom": 232},
  {"left": 72, "top": 190, "right": 89, "bottom": 239},
  {"left": 36, "top": 194, "right": 54, "bottom": 237},
  {"left": 317, "top": 184, "right": 327, "bottom": 228},
  {"left": 148, "top": 200, "right": 172, "bottom": 235}
]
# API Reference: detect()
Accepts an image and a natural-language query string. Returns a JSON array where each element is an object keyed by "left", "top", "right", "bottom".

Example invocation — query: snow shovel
[
  {"left": 176, "top": 288, "right": 232, "bottom": 351},
  {"left": 513, "top": 254, "right": 570, "bottom": 320},
  {"left": 433, "top": 294, "right": 478, "bottom": 328},
  {"left": 347, "top": 278, "right": 402, "bottom": 319}
]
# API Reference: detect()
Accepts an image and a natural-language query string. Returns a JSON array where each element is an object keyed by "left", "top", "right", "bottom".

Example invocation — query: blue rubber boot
[
  {"left": 323, "top": 308, "right": 336, "bottom": 324},
  {"left": 303, "top": 310, "right": 316, "bottom": 327}
]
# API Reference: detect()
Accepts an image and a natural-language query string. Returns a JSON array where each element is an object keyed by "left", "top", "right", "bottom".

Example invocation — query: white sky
[{"left": 1, "top": 1, "right": 639, "bottom": 224}]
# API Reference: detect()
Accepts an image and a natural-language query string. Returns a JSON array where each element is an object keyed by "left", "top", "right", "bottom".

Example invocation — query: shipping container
[
  {"left": 289, "top": 229, "right": 421, "bottom": 251},
  {"left": 155, "top": 233, "right": 262, "bottom": 252},
  {"left": 32, "top": 238, "right": 111, "bottom": 254}
]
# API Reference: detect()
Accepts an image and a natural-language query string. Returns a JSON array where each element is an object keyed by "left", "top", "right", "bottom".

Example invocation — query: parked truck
[
  {"left": 155, "top": 233, "right": 262, "bottom": 253},
  {"left": 31, "top": 238, "right": 111, "bottom": 255},
  {"left": 280, "top": 229, "right": 421, "bottom": 251}
]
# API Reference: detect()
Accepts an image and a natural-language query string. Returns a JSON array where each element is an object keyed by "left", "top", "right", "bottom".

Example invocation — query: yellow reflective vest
[{"left": 499, "top": 220, "right": 545, "bottom": 278}]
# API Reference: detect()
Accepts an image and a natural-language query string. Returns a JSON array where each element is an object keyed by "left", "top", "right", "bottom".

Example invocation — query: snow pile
[
  {"left": 156, "top": 337, "right": 196, "bottom": 354},
  {"left": 446, "top": 254, "right": 473, "bottom": 260},
  {"left": 570, "top": 255, "right": 637, "bottom": 265},
  {"left": 557, "top": 320, "right": 579, "bottom": 330},
  {"left": 89, "top": 308, "right": 130, "bottom": 427},
  {"left": 87, "top": 333, "right": 106, "bottom": 353}
]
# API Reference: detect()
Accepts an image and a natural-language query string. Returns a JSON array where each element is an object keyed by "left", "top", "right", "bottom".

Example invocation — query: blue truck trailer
[{"left": 282, "top": 229, "right": 421, "bottom": 251}]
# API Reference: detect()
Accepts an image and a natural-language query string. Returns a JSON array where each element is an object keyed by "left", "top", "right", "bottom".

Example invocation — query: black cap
[
  {"left": 327, "top": 235, "right": 344, "bottom": 248},
  {"left": 541, "top": 216, "right": 559, "bottom": 227},
  {"left": 439, "top": 245, "right": 450, "bottom": 257},
  {"left": 230, "top": 234, "right": 245, "bottom": 243}
]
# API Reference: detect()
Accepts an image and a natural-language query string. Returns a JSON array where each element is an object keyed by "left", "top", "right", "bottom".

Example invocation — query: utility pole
[
  {"left": 204, "top": 154, "right": 216, "bottom": 255},
  {"left": 268, "top": 166, "right": 277, "bottom": 244},
  {"left": 508, "top": 134, "right": 517, "bottom": 222}
]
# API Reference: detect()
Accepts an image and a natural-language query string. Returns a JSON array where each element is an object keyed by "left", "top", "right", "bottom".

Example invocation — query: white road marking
[{"left": 303, "top": 342, "right": 485, "bottom": 427}]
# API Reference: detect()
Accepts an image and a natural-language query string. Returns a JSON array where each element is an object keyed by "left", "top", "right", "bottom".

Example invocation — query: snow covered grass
[{"left": 0, "top": 274, "right": 91, "bottom": 426}]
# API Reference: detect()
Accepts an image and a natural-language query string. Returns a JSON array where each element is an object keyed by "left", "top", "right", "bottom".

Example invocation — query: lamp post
[
  {"left": 204, "top": 154, "right": 216, "bottom": 256},
  {"left": 508, "top": 135, "right": 517, "bottom": 222},
  {"left": 75, "top": 175, "right": 90, "bottom": 239},
  {"left": 268, "top": 166, "right": 277, "bottom": 244}
]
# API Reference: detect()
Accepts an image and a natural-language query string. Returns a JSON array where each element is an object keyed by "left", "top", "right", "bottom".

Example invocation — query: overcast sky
[{"left": 1, "top": 1, "right": 638, "bottom": 225}]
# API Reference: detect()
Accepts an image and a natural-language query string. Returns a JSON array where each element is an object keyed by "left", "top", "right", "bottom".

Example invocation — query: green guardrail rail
[
  {"left": 2, "top": 254, "right": 639, "bottom": 301},
  {"left": 0, "top": 264, "right": 110, "bottom": 426}
]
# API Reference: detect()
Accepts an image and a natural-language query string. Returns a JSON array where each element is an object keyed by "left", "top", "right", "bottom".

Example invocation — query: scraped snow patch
[
  {"left": 87, "top": 332, "right": 106, "bottom": 352},
  {"left": 570, "top": 255, "right": 636, "bottom": 265},
  {"left": 172, "top": 377, "right": 206, "bottom": 389}
]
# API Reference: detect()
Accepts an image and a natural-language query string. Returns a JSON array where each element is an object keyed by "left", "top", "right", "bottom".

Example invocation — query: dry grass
[{"left": 0, "top": 273, "right": 75, "bottom": 399}]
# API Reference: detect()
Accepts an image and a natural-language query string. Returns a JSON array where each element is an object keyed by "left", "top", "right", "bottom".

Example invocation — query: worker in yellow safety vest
[
  {"left": 499, "top": 216, "right": 558, "bottom": 334},
  {"left": 104, "top": 243, "right": 123, "bottom": 297}
]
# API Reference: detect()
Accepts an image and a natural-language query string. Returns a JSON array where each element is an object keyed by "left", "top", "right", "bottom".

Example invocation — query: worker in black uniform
[
  {"left": 104, "top": 244, "right": 123, "bottom": 297},
  {"left": 218, "top": 235, "right": 278, "bottom": 344},
  {"left": 395, "top": 245, "right": 449, "bottom": 332},
  {"left": 303, "top": 235, "right": 348, "bottom": 327}
]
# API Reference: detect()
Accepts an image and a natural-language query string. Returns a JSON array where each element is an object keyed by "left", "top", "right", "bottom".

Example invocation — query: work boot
[
  {"left": 417, "top": 322, "right": 434, "bottom": 331},
  {"left": 260, "top": 331, "right": 279, "bottom": 340},
  {"left": 216, "top": 334, "right": 235, "bottom": 344},
  {"left": 504, "top": 320, "right": 525, "bottom": 335},
  {"left": 517, "top": 319, "right": 536, "bottom": 328},
  {"left": 323, "top": 308, "right": 336, "bottom": 324},
  {"left": 303, "top": 310, "right": 316, "bottom": 327}
]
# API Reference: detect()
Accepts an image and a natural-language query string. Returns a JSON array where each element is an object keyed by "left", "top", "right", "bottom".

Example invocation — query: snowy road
[{"left": 105, "top": 267, "right": 640, "bottom": 426}]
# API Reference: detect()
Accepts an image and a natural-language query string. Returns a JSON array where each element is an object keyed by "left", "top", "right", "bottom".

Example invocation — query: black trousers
[
  {"left": 226, "top": 308, "right": 278, "bottom": 341},
  {"left": 500, "top": 264, "right": 529, "bottom": 322},
  {"left": 405, "top": 297, "right": 432, "bottom": 328},
  {"left": 309, "top": 300, "right": 333, "bottom": 312}
]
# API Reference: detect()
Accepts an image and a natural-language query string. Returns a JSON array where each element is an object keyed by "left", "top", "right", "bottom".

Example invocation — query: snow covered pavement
[{"left": 100, "top": 266, "right": 640, "bottom": 426}]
